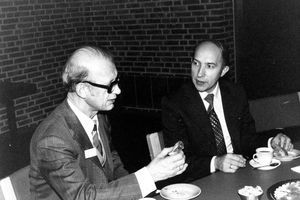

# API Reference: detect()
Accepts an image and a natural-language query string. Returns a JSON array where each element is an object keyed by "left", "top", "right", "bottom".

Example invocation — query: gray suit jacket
[{"left": 30, "top": 100, "right": 142, "bottom": 200}]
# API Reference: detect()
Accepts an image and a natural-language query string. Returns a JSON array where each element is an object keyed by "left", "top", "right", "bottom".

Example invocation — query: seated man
[
  {"left": 161, "top": 40, "right": 293, "bottom": 182},
  {"left": 30, "top": 46, "right": 187, "bottom": 200}
]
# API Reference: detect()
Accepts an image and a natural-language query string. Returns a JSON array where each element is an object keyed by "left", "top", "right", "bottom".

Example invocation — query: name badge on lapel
[{"left": 84, "top": 148, "right": 97, "bottom": 159}]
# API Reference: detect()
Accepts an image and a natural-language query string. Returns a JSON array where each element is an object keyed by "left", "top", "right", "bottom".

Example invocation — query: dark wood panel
[{"left": 235, "top": 0, "right": 300, "bottom": 99}]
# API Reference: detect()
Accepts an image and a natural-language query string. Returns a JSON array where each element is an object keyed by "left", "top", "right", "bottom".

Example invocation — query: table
[{"left": 155, "top": 141, "right": 300, "bottom": 200}]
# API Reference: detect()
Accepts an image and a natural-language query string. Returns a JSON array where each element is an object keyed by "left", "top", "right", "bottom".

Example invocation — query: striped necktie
[
  {"left": 92, "top": 122, "right": 106, "bottom": 165},
  {"left": 205, "top": 94, "right": 227, "bottom": 156}
]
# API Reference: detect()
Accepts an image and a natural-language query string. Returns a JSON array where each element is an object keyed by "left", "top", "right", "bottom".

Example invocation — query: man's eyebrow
[
  {"left": 207, "top": 62, "right": 216, "bottom": 65},
  {"left": 193, "top": 58, "right": 217, "bottom": 67},
  {"left": 193, "top": 58, "right": 201, "bottom": 63}
]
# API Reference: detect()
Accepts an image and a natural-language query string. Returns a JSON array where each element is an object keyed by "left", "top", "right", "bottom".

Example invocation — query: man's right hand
[
  {"left": 215, "top": 153, "right": 246, "bottom": 173},
  {"left": 146, "top": 147, "right": 188, "bottom": 182}
]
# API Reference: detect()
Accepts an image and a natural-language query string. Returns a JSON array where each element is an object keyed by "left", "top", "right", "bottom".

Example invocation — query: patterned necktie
[
  {"left": 92, "top": 124, "right": 103, "bottom": 155},
  {"left": 92, "top": 122, "right": 106, "bottom": 165},
  {"left": 205, "top": 94, "right": 227, "bottom": 156}
]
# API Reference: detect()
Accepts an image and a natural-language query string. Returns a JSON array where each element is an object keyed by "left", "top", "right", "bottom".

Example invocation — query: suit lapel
[
  {"left": 62, "top": 100, "right": 102, "bottom": 168},
  {"left": 97, "top": 114, "right": 114, "bottom": 180},
  {"left": 219, "top": 80, "right": 240, "bottom": 152},
  {"left": 183, "top": 82, "right": 216, "bottom": 148}
]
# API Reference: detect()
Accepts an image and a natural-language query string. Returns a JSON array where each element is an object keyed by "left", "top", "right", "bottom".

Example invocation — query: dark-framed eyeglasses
[{"left": 82, "top": 76, "right": 120, "bottom": 94}]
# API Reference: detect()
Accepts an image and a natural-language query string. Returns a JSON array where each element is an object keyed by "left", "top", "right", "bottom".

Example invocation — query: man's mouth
[{"left": 196, "top": 80, "right": 206, "bottom": 85}]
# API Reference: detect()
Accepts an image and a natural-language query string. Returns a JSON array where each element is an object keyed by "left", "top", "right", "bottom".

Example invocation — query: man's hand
[
  {"left": 215, "top": 154, "right": 246, "bottom": 173},
  {"left": 271, "top": 133, "right": 293, "bottom": 156},
  {"left": 146, "top": 147, "right": 188, "bottom": 182}
]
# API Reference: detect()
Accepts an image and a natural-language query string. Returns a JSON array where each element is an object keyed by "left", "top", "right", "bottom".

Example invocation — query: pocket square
[{"left": 84, "top": 148, "right": 97, "bottom": 159}]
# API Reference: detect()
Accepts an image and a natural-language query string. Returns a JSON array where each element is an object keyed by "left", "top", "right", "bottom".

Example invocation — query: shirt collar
[
  {"left": 67, "top": 98, "right": 98, "bottom": 136},
  {"left": 199, "top": 82, "right": 220, "bottom": 100}
]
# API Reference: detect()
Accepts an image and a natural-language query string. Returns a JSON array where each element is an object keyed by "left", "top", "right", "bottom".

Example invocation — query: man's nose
[
  {"left": 197, "top": 66, "right": 205, "bottom": 77},
  {"left": 113, "top": 84, "right": 121, "bottom": 95}
]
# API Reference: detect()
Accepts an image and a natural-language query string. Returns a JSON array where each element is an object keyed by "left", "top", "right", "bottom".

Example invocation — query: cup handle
[{"left": 253, "top": 154, "right": 259, "bottom": 162}]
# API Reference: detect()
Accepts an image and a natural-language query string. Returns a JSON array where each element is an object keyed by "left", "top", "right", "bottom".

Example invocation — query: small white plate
[
  {"left": 249, "top": 159, "right": 281, "bottom": 170},
  {"left": 160, "top": 183, "right": 201, "bottom": 200},
  {"left": 274, "top": 149, "right": 300, "bottom": 162},
  {"left": 291, "top": 166, "right": 300, "bottom": 173}
]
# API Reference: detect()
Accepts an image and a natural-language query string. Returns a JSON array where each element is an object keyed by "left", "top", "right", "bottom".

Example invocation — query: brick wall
[
  {"left": 86, "top": 0, "right": 234, "bottom": 75},
  {"left": 0, "top": 0, "right": 234, "bottom": 135}
]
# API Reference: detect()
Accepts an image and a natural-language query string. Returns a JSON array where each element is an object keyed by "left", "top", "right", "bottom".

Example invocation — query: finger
[
  {"left": 225, "top": 154, "right": 246, "bottom": 167},
  {"left": 230, "top": 157, "right": 246, "bottom": 167},
  {"left": 173, "top": 156, "right": 186, "bottom": 168},
  {"left": 289, "top": 144, "right": 294, "bottom": 151},
  {"left": 273, "top": 136, "right": 283, "bottom": 148},
  {"left": 229, "top": 163, "right": 239, "bottom": 170},
  {"left": 170, "top": 162, "right": 181, "bottom": 172},
  {"left": 284, "top": 138, "right": 291, "bottom": 150},
  {"left": 226, "top": 164, "right": 237, "bottom": 173},
  {"left": 227, "top": 153, "right": 245, "bottom": 160},
  {"left": 229, "top": 155, "right": 246, "bottom": 164},
  {"left": 237, "top": 154, "right": 246, "bottom": 160},
  {"left": 161, "top": 147, "right": 173, "bottom": 155},
  {"left": 171, "top": 160, "right": 185, "bottom": 170},
  {"left": 169, "top": 156, "right": 186, "bottom": 170},
  {"left": 231, "top": 160, "right": 246, "bottom": 167},
  {"left": 168, "top": 151, "right": 185, "bottom": 163},
  {"left": 158, "top": 147, "right": 174, "bottom": 158},
  {"left": 176, "top": 163, "right": 188, "bottom": 175},
  {"left": 284, "top": 143, "right": 293, "bottom": 152},
  {"left": 234, "top": 155, "right": 246, "bottom": 162},
  {"left": 280, "top": 137, "right": 286, "bottom": 148}
]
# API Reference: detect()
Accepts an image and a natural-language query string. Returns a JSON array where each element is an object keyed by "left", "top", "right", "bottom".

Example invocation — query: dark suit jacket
[
  {"left": 161, "top": 79, "right": 268, "bottom": 182},
  {"left": 30, "top": 100, "right": 142, "bottom": 200}
]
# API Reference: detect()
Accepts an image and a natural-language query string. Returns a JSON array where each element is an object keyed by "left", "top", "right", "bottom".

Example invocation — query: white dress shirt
[
  {"left": 67, "top": 99, "right": 156, "bottom": 197},
  {"left": 199, "top": 82, "right": 233, "bottom": 172},
  {"left": 199, "top": 83, "right": 272, "bottom": 173},
  {"left": 199, "top": 82, "right": 233, "bottom": 153}
]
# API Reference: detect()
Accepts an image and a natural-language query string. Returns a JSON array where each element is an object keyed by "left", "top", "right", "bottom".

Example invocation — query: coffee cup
[{"left": 253, "top": 147, "right": 273, "bottom": 165}]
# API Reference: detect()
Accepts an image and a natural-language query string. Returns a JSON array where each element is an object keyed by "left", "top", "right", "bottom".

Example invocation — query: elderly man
[
  {"left": 161, "top": 40, "right": 293, "bottom": 182},
  {"left": 30, "top": 46, "right": 187, "bottom": 200}
]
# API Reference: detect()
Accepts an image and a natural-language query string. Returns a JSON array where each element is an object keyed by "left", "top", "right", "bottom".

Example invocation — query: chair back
[
  {"left": 249, "top": 92, "right": 300, "bottom": 132},
  {"left": 0, "top": 165, "right": 30, "bottom": 200},
  {"left": 146, "top": 131, "right": 164, "bottom": 160}
]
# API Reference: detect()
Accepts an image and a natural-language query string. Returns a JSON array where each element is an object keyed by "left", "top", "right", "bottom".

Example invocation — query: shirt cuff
[
  {"left": 210, "top": 156, "right": 217, "bottom": 173},
  {"left": 135, "top": 167, "right": 157, "bottom": 197}
]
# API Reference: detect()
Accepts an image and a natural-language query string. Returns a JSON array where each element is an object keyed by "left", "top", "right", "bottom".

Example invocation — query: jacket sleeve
[{"left": 161, "top": 96, "right": 212, "bottom": 183}]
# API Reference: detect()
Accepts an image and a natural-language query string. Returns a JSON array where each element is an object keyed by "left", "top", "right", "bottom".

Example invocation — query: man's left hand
[{"left": 271, "top": 133, "right": 293, "bottom": 155}]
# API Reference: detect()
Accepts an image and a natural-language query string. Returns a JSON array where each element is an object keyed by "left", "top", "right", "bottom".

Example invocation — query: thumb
[{"left": 156, "top": 147, "right": 173, "bottom": 158}]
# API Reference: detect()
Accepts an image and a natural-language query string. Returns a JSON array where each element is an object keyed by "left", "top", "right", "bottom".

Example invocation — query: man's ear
[
  {"left": 75, "top": 83, "right": 88, "bottom": 99},
  {"left": 220, "top": 65, "right": 229, "bottom": 77}
]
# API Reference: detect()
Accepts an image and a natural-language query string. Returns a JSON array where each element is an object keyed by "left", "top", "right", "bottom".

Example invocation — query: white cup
[{"left": 253, "top": 147, "right": 273, "bottom": 165}]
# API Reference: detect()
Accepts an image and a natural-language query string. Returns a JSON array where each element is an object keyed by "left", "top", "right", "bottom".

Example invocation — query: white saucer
[
  {"left": 274, "top": 149, "right": 300, "bottom": 162},
  {"left": 249, "top": 159, "right": 281, "bottom": 170},
  {"left": 160, "top": 183, "right": 201, "bottom": 200}
]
